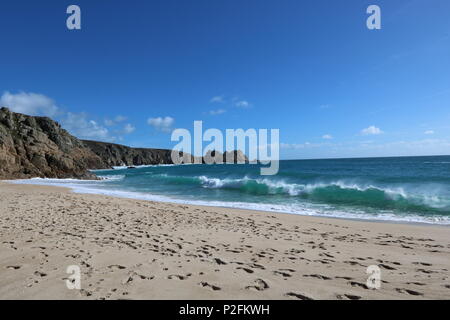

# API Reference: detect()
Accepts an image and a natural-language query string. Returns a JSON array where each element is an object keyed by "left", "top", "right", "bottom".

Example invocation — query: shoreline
[
  {"left": 4, "top": 178, "right": 450, "bottom": 227},
  {"left": 1, "top": 181, "right": 449, "bottom": 300}
]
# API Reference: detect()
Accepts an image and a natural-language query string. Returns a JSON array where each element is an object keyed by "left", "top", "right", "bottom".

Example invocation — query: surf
[{"left": 9, "top": 156, "right": 450, "bottom": 225}]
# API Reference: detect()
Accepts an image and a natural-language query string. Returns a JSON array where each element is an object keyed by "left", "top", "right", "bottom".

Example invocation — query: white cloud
[
  {"left": 361, "top": 125, "right": 383, "bottom": 135},
  {"left": 280, "top": 141, "right": 334, "bottom": 150},
  {"left": 235, "top": 100, "right": 250, "bottom": 108},
  {"left": 0, "top": 91, "right": 59, "bottom": 117},
  {"left": 424, "top": 130, "right": 434, "bottom": 135},
  {"left": 104, "top": 115, "right": 127, "bottom": 126},
  {"left": 322, "top": 134, "right": 333, "bottom": 140},
  {"left": 280, "top": 142, "right": 308, "bottom": 149},
  {"left": 210, "top": 95, "right": 252, "bottom": 108},
  {"left": 210, "top": 96, "right": 225, "bottom": 103},
  {"left": 348, "top": 139, "right": 450, "bottom": 157},
  {"left": 104, "top": 119, "right": 115, "bottom": 126},
  {"left": 115, "top": 115, "right": 127, "bottom": 122},
  {"left": 209, "top": 109, "right": 226, "bottom": 115},
  {"left": 123, "top": 123, "right": 135, "bottom": 134},
  {"left": 280, "top": 143, "right": 304, "bottom": 149},
  {"left": 147, "top": 116, "right": 174, "bottom": 132},
  {"left": 0, "top": 91, "right": 126, "bottom": 142},
  {"left": 61, "top": 112, "right": 110, "bottom": 140}
]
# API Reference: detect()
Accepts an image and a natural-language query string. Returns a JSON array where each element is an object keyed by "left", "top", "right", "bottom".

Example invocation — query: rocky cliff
[
  {"left": 0, "top": 107, "right": 104, "bottom": 179},
  {"left": 0, "top": 107, "right": 249, "bottom": 179},
  {"left": 82, "top": 140, "right": 177, "bottom": 167},
  {"left": 82, "top": 141, "right": 249, "bottom": 167}
]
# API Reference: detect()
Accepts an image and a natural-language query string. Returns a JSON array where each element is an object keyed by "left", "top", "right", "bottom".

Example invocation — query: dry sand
[{"left": 0, "top": 182, "right": 449, "bottom": 300}]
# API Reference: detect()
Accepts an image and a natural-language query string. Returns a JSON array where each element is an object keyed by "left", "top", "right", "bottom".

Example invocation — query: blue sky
[{"left": 1, "top": 0, "right": 450, "bottom": 159}]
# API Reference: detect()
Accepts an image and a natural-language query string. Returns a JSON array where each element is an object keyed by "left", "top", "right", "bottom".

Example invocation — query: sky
[{"left": 1, "top": 0, "right": 450, "bottom": 159}]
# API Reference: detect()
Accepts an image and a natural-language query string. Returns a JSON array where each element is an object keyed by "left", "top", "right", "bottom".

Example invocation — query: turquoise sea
[{"left": 14, "top": 156, "right": 450, "bottom": 225}]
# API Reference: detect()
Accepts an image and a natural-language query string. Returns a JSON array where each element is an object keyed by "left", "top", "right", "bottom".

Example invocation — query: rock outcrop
[
  {"left": 203, "top": 149, "right": 249, "bottom": 164},
  {"left": 0, "top": 107, "right": 104, "bottom": 179}
]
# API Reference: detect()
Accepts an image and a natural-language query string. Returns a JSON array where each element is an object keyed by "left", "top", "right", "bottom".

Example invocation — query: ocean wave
[
  {"left": 141, "top": 173, "right": 450, "bottom": 212},
  {"left": 192, "top": 176, "right": 450, "bottom": 212},
  {"left": 6, "top": 178, "right": 450, "bottom": 225},
  {"left": 423, "top": 161, "right": 450, "bottom": 164}
]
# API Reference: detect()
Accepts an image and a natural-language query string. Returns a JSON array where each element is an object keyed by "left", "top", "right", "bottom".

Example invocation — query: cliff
[
  {"left": 82, "top": 140, "right": 176, "bottom": 167},
  {"left": 82, "top": 141, "right": 249, "bottom": 167},
  {"left": 0, "top": 107, "right": 249, "bottom": 180},
  {"left": 0, "top": 107, "right": 103, "bottom": 179}
]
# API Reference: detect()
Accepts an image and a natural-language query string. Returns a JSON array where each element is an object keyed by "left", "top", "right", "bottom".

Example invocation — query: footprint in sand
[
  {"left": 285, "top": 292, "right": 313, "bottom": 300},
  {"left": 395, "top": 288, "right": 423, "bottom": 296},
  {"left": 123, "top": 272, "right": 154, "bottom": 284},
  {"left": 335, "top": 276, "right": 353, "bottom": 280},
  {"left": 273, "top": 270, "right": 292, "bottom": 278},
  {"left": 6, "top": 265, "right": 21, "bottom": 270},
  {"left": 236, "top": 267, "right": 254, "bottom": 274},
  {"left": 108, "top": 264, "right": 126, "bottom": 270},
  {"left": 337, "top": 294, "right": 362, "bottom": 300},
  {"left": 406, "top": 282, "right": 426, "bottom": 286},
  {"left": 198, "top": 281, "right": 221, "bottom": 291},
  {"left": 167, "top": 273, "right": 191, "bottom": 280},
  {"left": 245, "top": 279, "right": 269, "bottom": 291},
  {"left": 213, "top": 258, "right": 228, "bottom": 265},
  {"left": 248, "top": 263, "right": 265, "bottom": 270},
  {"left": 303, "top": 274, "right": 332, "bottom": 280},
  {"left": 412, "top": 262, "right": 432, "bottom": 266},
  {"left": 348, "top": 281, "right": 368, "bottom": 289},
  {"left": 379, "top": 263, "right": 397, "bottom": 270}
]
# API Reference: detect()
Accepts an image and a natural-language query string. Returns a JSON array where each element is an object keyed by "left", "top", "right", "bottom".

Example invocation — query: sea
[{"left": 11, "top": 155, "right": 450, "bottom": 225}]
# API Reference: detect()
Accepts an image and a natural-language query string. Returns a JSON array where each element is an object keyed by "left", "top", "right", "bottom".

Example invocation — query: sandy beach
[{"left": 0, "top": 181, "right": 449, "bottom": 300}]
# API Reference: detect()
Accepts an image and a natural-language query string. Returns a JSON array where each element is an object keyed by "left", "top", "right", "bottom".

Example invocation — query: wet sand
[{"left": 0, "top": 182, "right": 449, "bottom": 300}]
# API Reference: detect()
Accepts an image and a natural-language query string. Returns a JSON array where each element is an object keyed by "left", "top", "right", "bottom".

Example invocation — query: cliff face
[
  {"left": 0, "top": 107, "right": 250, "bottom": 179},
  {"left": 82, "top": 140, "right": 176, "bottom": 167},
  {"left": 83, "top": 141, "right": 249, "bottom": 168},
  {"left": 0, "top": 107, "right": 104, "bottom": 179}
]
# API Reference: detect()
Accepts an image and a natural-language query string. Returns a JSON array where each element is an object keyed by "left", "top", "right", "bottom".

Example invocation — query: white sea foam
[
  {"left": 100, "top": 175, "right": 125, "bottom": 181},
  {"left": 193, "top": 175, "right": 450, "bottom": 210},
  {"left": 7, "top": 177, "right": 450, "bottom": 225},
  {"left": 91, "top": 163, "right": 192, "bottom": 172}
]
